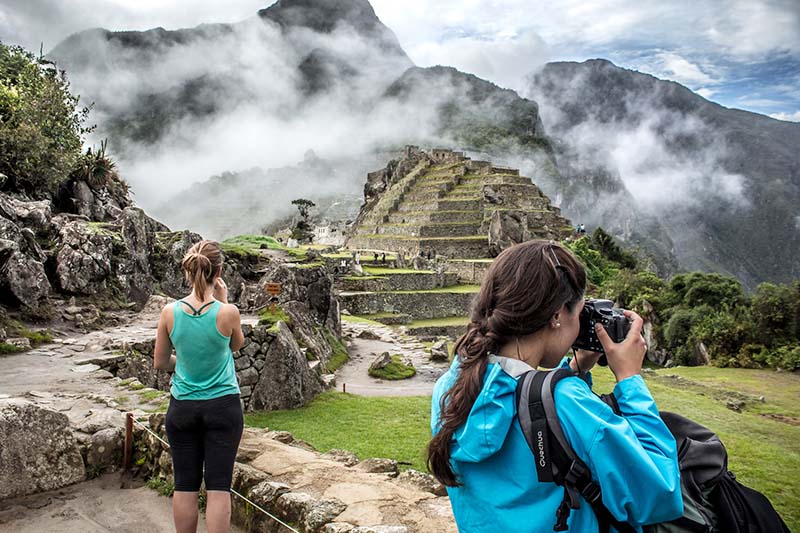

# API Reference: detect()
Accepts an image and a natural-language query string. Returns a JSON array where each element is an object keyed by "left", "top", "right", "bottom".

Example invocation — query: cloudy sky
[{"left": 1, "top": 0, "right": 799, "bottom": 121}]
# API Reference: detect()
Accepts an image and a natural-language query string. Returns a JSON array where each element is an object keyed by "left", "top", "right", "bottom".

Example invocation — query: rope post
[
  {"left": 123, "top": 412, "right": 133, "bottom": 471},
  {"left": 342, "top": 383, "right": 346, "bottom": 393}
]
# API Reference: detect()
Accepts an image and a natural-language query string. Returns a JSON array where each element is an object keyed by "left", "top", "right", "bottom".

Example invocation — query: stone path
[
  {"left": 0, "top": 473, "right": 244, "bottom": 533},
  {"left": 336, "top": 320, "right": 449, "bottom": 396}
]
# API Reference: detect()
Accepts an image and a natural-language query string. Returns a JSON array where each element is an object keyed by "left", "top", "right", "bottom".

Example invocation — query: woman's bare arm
[
  {"left": 226, "top": 304, "right": 245, "bottom": 352},
  {"left": 154, "top": 305, "right": 176, "bottom": 370}
]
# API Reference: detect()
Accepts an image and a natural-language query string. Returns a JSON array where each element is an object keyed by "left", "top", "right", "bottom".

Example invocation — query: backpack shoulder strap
[{"left": 518, "top": 368, "right": 637, "bottom": 533}]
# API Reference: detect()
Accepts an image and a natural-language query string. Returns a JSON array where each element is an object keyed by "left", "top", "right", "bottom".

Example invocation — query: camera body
[{"left": 572, "top": 299, "right": 631, "bottom": 366}]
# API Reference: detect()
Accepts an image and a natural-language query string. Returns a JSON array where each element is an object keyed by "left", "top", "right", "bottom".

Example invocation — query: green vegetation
[
  {"left": 245, "top": 392, "right": 431, "bottom": 471},
  {"left": 322, "top": 328, "right": 349, "bottom": 373},
  {"left": 220, "top": 234, "right": 307, "bottom": 260},
  {"left": 368, "top": 355, "right": 416, "bottom": 380},
  {"left": 146, "top": 476, "right": 175, "bottom": 497},
  {"left": 290, "top": 198, "right": 315, "bottom": 243},
  {"left": 0, "top": 43, "right": 89, "bottom": 197},
  {"left": 246, "top": 368, "right": 799, "bottom": 529},
  {"left": 407, "top": 316, "right": 470, "bottom": 327},
  {"left": 137, "top": 389, "right": 165, "bottom": 402},
  {"left": 341, "top": 314, "right": 384, "bottom": 326},
  {"left": 258, "top": 306, "right": 291, "bottom": 330},
  {"left": 387, "top": 284, "right": 480, "bottom": 294},
  {"left": 565, "top": 231, "right": 800, "bottom": 370},
  {"left": 362, "top": 267, "right": 434, "bottom": 275},
  {"left": 0, "top": 342, "right": 25, "bottom": 355}
]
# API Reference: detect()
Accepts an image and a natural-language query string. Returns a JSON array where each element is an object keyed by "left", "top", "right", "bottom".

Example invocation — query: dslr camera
[{"left": 572, "top": 299, "right": 631, "bottom": 366}]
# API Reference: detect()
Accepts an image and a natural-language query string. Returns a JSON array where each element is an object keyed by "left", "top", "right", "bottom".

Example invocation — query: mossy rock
[{"left": 368, "top": 354, "right": 416, "bottom": 380}]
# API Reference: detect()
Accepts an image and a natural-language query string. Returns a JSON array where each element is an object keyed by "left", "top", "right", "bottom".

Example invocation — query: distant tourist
[
  {"left": 428, "top": 240, "right": 680, "bottom": 532},
  {"left": 153, "top": 240, "right": 245, "bottom": 533},
  {"left": 381, "top": 252, "right": 386, "bottom": 264}
]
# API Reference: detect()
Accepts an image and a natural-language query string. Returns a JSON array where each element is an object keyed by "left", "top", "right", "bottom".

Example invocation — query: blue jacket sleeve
[{"left": 555, "top": 375, "right": 683, "bottom": 526}]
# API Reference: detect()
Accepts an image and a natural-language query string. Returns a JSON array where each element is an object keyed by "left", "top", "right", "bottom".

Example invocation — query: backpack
[{"left": 514, "top": 366, "right": 791, "bottom": 533}]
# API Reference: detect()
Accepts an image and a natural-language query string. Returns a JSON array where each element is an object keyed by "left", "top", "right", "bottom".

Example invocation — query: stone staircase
[
  {"left": 346, "top": 148, "right": 572, "bottom": 260},
  {"left": 341, "top": 147, "right": 574, "bottom": 340}
]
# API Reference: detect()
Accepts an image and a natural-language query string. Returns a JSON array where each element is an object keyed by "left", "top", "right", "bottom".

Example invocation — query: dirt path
[
  {"left": 0, "top": 473, "right": 243, "bottom": 533},
  {"left": 337, "top": 320, "right": 449, "bottom": 396}
]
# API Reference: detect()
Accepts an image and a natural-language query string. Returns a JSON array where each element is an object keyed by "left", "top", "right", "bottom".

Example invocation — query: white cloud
[
  {"left": 696, "top": 88, "right": 716, "bottom": 99},
  {"left": 655, "top": 52, "right": 717, "bottom": 86},
  {"left": 770, "top": 110, "right": 800, "bottom": 122},
  {"left": 407, "top": 30, "right": 549, "bottom": 91}
]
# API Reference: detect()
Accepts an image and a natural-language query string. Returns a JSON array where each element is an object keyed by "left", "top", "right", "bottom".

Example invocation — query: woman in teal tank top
[{"left": 154, "top": 239, "right": 245, "bottom": 533}]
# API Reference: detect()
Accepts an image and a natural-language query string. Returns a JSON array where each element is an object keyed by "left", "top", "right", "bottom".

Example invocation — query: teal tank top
[{"left": 168, "top": 300, "right": 240, "bottom": 400}]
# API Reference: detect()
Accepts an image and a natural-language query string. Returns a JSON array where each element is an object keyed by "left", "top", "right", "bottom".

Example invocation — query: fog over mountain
[{"left": 45, "top": 0, "right": 800, "bottom": 287}]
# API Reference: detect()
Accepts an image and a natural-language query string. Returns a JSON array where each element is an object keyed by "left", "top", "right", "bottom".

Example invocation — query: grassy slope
[{"left": 246, "top": 366, "right": 799, "bottom": 529}]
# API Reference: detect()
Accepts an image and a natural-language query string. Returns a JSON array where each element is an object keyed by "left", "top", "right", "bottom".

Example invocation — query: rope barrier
[{"left": 130, "top": 416, "right": 300, "bottom": 533}]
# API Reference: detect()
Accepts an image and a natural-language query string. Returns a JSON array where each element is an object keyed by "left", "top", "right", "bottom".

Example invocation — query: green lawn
[
  {"left": 407, "top": 316, "right": 470, "bottom": 327},
  {"left": 246, "top": 392, "right": 431, "bottom": 470},
  {"left": 246, "top": 366, "right": 800, "bottom": 529}
]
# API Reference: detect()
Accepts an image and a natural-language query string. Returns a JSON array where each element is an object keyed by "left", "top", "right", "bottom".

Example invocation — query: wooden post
[
  {"left": 342, "top": 383, "right": 346, "bottom": 394},
  {"left": 123, "top": 412, "right": 133, "bottom": 471}
]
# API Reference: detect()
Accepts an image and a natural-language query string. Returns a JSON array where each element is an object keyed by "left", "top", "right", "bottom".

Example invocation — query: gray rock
[
  {"left": 0, "top": 400, "right": 85, "bottom": 499},
  {"left": 304, "top": 498, "right": 347, "bottom": 532},
  {"left": 321, "top": 524, "right": 355, "bottom": 533},
  {"left": 354, "top": 458, "right": 399, "bottom": 476},
  {"left": 350, "top": 527, "right": 408, "bottom": 533},
  {"left": 74, "top": 409, "right": 124, "bottom": 434},
  {"left": 397, "top": 469, "right": 447, "bottom": 496},
  {"left": 117, "top": 207, "right": 169, "bottom": 306},
  {"left": 5, "top": 337, "right": 31, "bottom": 350},
  {"left": 234, "top": 356, "right": 252, "bottom": 371},
  {"left": 250, "top": 480, "right": 291, "bottom": 506},
  {"left": 86, "top": 427, "right": 124, "bottom": 469},
  {"left": 357, "top": 329, "right": 381, "bottom": 340},
  {"left": 429, "top": 339, "right": 449, "bottom": 362},
  {"left": 237, "top": 367, "right": 259, "bottom": 387},
  {"left": 321, "top": 449, "right": 360, "bottom": 467},
  {"left": 0, "top": 238, "right": 51, "bottom": 315},
  {"left": 231, "top": 463, "right": 269, "bottom": 494},
  {"left": 241, "top": 341, "right": 259, "bottom": 358},
  {"left": 151, "top": 230, "right": 203, "bottom": 298},
  {"left": 275, "top": 491, "right": 317, "bottom": 524},
  {"left": 54, "top": 219, "right": 115, "bottom": 294},
  {"left": 248, "top": 322, "right": 323, "bottom": 411},
  {"left": 369, "top": 352, "right": 393, "bottom": 372}
]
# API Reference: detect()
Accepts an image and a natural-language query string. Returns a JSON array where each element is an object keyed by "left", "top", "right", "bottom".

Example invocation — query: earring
[{"left": 556, "top": 322, "right": 561, "bottom": 328}]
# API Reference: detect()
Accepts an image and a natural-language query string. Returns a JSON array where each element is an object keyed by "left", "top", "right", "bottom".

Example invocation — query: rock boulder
[{"left": 0, "top": 400, "right": 85, "bottom": 499}]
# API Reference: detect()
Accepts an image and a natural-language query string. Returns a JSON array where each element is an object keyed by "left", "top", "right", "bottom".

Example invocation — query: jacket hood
[{"left": 448, "top": 358, "right": 521, "bottom": 463}]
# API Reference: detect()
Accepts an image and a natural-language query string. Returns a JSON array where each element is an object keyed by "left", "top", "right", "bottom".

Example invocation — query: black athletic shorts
[{"left": 165, "top": 393, "right": 244, "bottom": 492}]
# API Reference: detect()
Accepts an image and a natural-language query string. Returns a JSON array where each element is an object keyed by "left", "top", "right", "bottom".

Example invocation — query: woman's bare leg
[
  {"left": 173, "top": 491, "right": 200, "bottom": 533},
  {"left": 206, "top": 490, "right": 232, "bottom": 533}
]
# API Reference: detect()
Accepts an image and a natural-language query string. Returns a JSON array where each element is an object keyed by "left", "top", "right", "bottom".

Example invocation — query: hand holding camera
[
  {"left": 213, "top": 277, "right": 228, "bottom": 303},
  {"left": 594, "top": 310, "right": 647, "bottom": 382},
  {"left": 572, "top": 299, "right": 647, "bottom": 382}
]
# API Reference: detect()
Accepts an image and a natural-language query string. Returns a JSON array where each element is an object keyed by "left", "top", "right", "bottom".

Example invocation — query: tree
[
  {"left": 0, "top": 43, "right": 91, "bottom": 197},
  {"left": 290, "top": 198, "right": 316, "bottom": 243}
]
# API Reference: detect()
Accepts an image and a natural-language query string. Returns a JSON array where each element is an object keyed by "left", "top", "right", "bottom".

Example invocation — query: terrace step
[
  {"left": 338, "top": 286, "right": 479, "bottom": 320},
  {"left": 340, "top": 269, "right": 459, "bottom": 291},
  {"left": 375, "top": 222, "right": 482, "bottom": 238},
  {"left": 386, "top": 210, "right": 481, "bottom": 224},
  {"left": 403, "top": 316, "right": 470, "bottom": 339}
]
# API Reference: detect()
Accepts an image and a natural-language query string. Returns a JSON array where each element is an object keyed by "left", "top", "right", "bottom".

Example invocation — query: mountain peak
[{"left": 259, "top": 0, "right": 381, "bottom": 34}]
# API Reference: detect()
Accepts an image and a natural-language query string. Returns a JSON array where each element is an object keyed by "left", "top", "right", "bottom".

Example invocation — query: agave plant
[{"left": 73, "top": 139, "right": 120, "bottom": 190}]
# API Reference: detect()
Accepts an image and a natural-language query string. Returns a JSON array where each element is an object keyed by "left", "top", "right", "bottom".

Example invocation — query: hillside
[
  {"left": 529, "top": 59, "right": 800, "bottom": 288},
  {"left": 47, "top": 1, "right": 799, "bottom": 287}
]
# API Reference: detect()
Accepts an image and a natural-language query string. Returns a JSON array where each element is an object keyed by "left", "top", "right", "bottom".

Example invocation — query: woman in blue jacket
[{"left": 428, "top": 240, "right": 682, "bottom": 532}]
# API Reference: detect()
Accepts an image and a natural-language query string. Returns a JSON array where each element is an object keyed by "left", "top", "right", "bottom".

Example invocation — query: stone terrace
[
  {"left": 340, "top": 147, "right": 572, "bottom": 340},
  {"left": 346, "top": 146, "right": 572, "bottom": 260}
]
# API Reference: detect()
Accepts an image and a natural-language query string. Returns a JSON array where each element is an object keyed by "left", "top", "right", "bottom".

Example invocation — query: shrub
[
  {"left": 591, "top": 227, "right": 637, "bottom": 269},
  {"left": 691, "top": 311, "right": 753, "bottom": 368},
  {"left": 750, "top": 282, "right": 797, "bottom": 346},
  {"left": 0, "top": 43, "right": 90, "bottom": 197},
  {"left": 601, "top": 269, "right": 665, "bottom": 313},
  {"left": 665, "top": 272, "right": 745, "bottom": 310}
]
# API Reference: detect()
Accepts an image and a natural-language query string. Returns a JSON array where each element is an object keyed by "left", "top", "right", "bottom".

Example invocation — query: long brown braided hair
[{"left": 427, "top": 240, "right": 586, "bottom": 486}]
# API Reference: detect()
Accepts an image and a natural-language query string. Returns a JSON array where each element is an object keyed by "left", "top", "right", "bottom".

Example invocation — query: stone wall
[
  {"left": 338, "top": 291, "right": 475, "bottom": 320},
  {"left": 105, "top": 319, "right": 328, "bottom": 412},
  {"left": 444, "top": 260, "right": 492, "bottom": 284}
]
